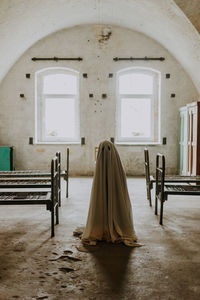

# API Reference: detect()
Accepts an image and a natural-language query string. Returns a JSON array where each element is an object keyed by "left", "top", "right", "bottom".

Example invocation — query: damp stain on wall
[
  {"left": 98, "top": 27, "right": 112, "bottom": 44},
  {"left": 36, "top": 148, "right": 46, "bottom": 153}
]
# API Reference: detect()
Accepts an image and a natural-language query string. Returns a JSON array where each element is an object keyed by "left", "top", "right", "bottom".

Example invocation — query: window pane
[
  {"left": 45, "top": 98, "right": 76, "bottom": 138},
  {"left": 119, "top": 73, "right": 153, "bottom": 94},
  {"left": 121, "top": 98, "right": 151, "bottom": 138},
  {"left": 43, "top": 74, "right": 77, "bottom": 94}
]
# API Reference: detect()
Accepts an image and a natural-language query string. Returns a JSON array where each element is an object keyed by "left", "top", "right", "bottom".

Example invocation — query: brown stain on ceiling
[{"left": 174, "top": 0, "right": 200, "bottom": 33}]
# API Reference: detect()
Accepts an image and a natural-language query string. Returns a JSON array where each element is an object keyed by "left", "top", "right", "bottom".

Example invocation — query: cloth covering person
[{"left": 82, "top": 140, "right": 139, "bottom": 247}]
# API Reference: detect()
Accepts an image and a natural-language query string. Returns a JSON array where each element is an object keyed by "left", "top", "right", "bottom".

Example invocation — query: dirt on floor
[{"left": 0, "top": 178, "right": 200, "bottom": 300}]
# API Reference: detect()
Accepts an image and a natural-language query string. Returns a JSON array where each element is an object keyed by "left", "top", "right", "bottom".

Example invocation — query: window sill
[
  {"left": 115, "top": 141, "right": 162, "bottom": 146},
  {"left": 34, "top": 141, "right": 81, "bottom": 145}
]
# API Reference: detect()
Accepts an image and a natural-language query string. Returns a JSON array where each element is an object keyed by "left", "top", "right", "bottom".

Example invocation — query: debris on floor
[
  {"left": 63, "top": 249, "right": 73, "bottom": 255},
  {"left": 49, "top": 255, "right": 82, "bottom": 262},
  {"left": 73, "top": 226, "right": 84, "bottom": 238},
  {"left": 59, "top": 267, "right": 74, "bottom": 273}
]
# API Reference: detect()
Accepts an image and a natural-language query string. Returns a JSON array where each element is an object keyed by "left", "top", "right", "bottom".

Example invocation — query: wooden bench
[
  {"left": 0, "top": 156, "right": 59, "bottom": 237},
  {"left": 155, "top": 153, "right": 200, "bottom": 225}
]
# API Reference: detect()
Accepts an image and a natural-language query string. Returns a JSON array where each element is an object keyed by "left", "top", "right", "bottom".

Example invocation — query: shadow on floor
[{"left": 84, "top": 242, "right": 135, "bottom": 293}]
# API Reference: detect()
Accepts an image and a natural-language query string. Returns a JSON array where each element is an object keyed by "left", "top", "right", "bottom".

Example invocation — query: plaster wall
[
  {"left": 0, "top": 25, "right": 198, "bottom": 175},
  {"left": 0, "top": 0, "right": 200, "bottom": 94}
]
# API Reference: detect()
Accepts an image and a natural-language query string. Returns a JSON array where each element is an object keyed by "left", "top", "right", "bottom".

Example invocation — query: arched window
[
  {"left": 35, "top": 68, "right": 80, "bottom": 143},
  {"left": 116, "top": 68, "right": 160, "bottom": 143}
]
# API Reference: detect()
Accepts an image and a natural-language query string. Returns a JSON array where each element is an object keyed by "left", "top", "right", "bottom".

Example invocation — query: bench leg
[
  {"left": 160, "top": 200, "right": 164, "bottom": 225},
  {"left": 56, "top": 203, "right": 59, "bottom": 225},
  {"left": 146, "top": 183, "right": 152, "bottom": 207},
  {"left": 148, "top": 185, "right": 152, "bottom": 207},
  {"left": 146, "top": 184, "right": 149, "bottom": 200},
  {"left": 59, "top": 189, "right": 61, "bottom": 207},
  {"left": 58, "top": 174, "right": 61, "bottom": 206},
  {"left": 155, "top": 196, "right": 158, "bottom": 215},
  {"left": 51, "top": 206, "right": 55, "bottom": 237},
  {"left": 66, "top": 176, "right": 69, "bottom": 198}
]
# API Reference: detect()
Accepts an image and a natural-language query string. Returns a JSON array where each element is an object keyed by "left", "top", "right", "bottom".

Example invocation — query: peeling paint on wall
[{"left": 98, "top": 27, "right": 112, "bottom": 44}]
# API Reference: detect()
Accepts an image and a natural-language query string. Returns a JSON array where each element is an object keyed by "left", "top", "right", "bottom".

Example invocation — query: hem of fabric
[{"left": 81, "top": 236, "right": 141, "bottom": 247}]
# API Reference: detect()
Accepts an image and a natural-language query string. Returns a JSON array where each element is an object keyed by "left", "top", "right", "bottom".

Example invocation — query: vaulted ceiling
[
  {"left": 0, "top": 0, "right": 200, "bottom": 93},
  {"left": 175, "top": 0, "right": 200, "bottom": 33}
]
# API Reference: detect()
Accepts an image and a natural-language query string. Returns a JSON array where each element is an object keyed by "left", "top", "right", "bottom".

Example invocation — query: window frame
[
  {"left": 35, "top": 67, "right": 80, "bottom": 144},
  {"left": 116, "top": 67, "right": 161, "bottom": 144}
]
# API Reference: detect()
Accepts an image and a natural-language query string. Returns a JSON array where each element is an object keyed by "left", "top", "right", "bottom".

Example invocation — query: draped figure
[{"left": 82, "top": 140, "right": 138, "bottom": 247}]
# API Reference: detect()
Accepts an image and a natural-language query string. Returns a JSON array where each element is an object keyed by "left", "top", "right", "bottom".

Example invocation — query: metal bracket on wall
[
  {"left": 29, "top": 137, "right": 34, "bottom": 145},
  {"left": 113, "top": 56, "right": 165, "bottom": 62},
  {"left": 110, "top": 137, "right": 115, "bottom": 144},
  {"left": 81, "top": 137, "right": 85, "bottom": 145},
  {"left": 32, "top": 57, "right": 83, "bottom": 61}
]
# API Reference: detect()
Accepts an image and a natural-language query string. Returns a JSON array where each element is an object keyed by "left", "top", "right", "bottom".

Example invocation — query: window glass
[
  {"left": 121, "top": 98, "right": 151, "bottom": 138},
  {"left": 43, "top": 74, "right": 77, "bottom": 94},
  {"left": 35, "top": 68, "right": 79, "bottom": 143},
  {"left": 119, "top": 73, "right": 153, "bottom": 94},
  {"left": 116, "top": 68, "right": 160, "bottom": 143},
  {"left": 45, "top": 98, "right": 75, "bottom": 138}
]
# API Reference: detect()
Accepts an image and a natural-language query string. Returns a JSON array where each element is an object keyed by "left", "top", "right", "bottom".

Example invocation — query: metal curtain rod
[
  {"left": 113, "top": 57, "right": 165, "bottom": 61},
  {"left": 32, "top": 57, "right": 83, "bottom": 61}
]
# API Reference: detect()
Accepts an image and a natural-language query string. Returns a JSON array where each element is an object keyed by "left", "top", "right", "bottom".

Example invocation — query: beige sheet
[{"left": 82, "top": 140, "right": 138, "bottom": 247}]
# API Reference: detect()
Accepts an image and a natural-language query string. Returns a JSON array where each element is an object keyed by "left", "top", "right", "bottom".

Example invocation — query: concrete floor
[{"left": 0, "top": 177, "right": 200, "bottom": 300}]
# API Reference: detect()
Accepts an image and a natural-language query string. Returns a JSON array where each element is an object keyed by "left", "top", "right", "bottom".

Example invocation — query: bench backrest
[
  {"left": 156, "top": 153, "right": 165, "bottom": 198},
  {"left": 144, "top": 148, "right": 151, "bottom": 184},
  {"left": 51, "top": 156, "right": 59, "bottom": 205}
]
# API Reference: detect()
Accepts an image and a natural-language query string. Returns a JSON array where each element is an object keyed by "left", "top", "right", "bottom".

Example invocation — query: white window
[
  {"left": 116, "top": 68, "right": 160, "bottom": 143},
  {"left": 35, "top": 68, "right": 80, "bottom": 143}
]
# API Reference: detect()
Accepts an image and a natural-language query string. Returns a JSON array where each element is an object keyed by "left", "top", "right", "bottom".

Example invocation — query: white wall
[
  {"left": 0, "top": 25, "right": 198, "bottom": 175},
  {"left": 1, "top": 1, "right": 200, "bottom": 94}
]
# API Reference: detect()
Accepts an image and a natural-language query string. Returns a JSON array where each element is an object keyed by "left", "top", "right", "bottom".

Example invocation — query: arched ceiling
[
  {"left": 0, "top": 0, "right": 200, "bottom": 93},
  {"left": 174, "top": 0, "right": 200, "bottom": 33}
]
